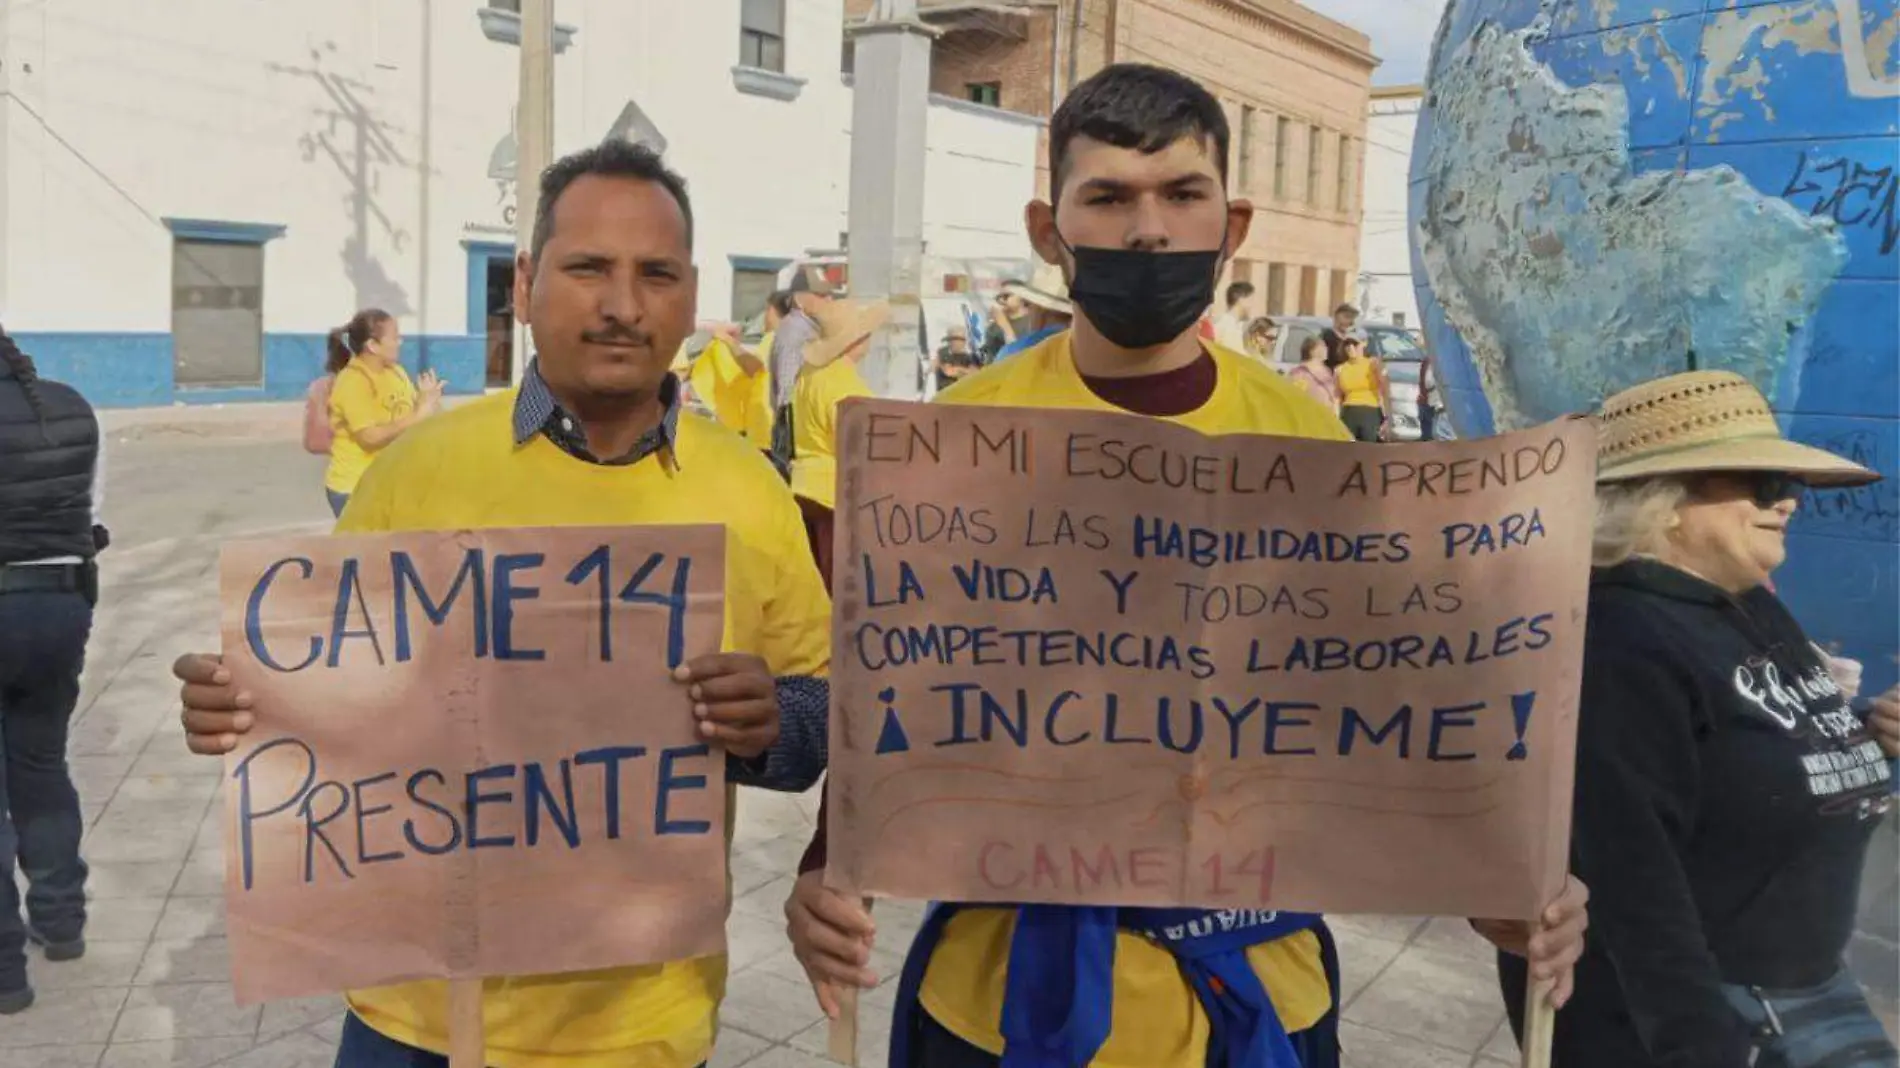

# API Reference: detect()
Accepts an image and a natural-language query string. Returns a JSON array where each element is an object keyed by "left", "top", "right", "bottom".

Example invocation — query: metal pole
[
  {"left": 846, "top": 0, "right": 933, "bottom": 401},
  {"left": 512, "top": 0, "right": 555, "bottom": 387}
]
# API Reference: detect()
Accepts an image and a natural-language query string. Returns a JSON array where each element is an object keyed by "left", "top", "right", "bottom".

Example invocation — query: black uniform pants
[{"left": 0, "top": 582, "right": 93, "bottom": 984}]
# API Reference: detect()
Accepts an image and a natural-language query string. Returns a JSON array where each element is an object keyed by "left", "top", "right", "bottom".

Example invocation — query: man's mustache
[{"left": 580, "top": 326, "right": 653, "bottom": 346}]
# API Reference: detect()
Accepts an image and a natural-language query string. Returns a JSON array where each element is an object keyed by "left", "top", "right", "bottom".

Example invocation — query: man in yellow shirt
[
  {"left": 170, "top": 142, "right": 832, "bottom": 1068},
  {"left": 785, "top": 64, "right": 1589, "bottom": 1068}
]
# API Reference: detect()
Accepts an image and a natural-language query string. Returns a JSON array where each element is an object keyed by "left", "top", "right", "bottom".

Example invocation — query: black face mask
[{"left": 1062, "top": 241, "right": 1224, "bottom": 351}]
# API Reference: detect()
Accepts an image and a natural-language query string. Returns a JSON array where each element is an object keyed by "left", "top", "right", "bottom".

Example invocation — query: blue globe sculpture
[{"left": 1411, "top": 0, "right": 1900, "bottom": 691}]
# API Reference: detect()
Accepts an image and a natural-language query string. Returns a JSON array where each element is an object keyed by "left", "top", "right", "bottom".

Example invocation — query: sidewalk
[{"left": 2, "top": 409, "right": 1890, "bottom": 1068}]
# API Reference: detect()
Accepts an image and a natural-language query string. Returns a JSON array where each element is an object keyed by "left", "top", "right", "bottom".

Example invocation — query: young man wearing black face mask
[{"left": 783, "top": 65, "right": 1590, "bottom": 1068}]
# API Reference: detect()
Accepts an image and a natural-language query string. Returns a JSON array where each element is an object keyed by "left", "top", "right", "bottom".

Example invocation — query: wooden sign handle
[
  {"left": 827, "top": 985, "right": 862, "bottom": 1066},
  {"left": 825, "top": 898, "right": 874, "bottom": 1066},
  {"left": 448, "top": 978, "right": 485, "bottom": 1068},
  {"left": 1520, "top": 981, "right": 1556, "bottom": 1068}
]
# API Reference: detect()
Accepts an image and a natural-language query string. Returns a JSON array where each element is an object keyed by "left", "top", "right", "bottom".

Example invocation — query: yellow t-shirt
[
  {"left": 1336, "top": 356, "right": 1381, "bottom": 410},
  {"left": 325, "top": 358, "right": 419, "bottom": 495},
  {"left": 921, "top": 333, "right": 1349, "bottom": 1067},
  {"left": 335, "top": 392, "right": 831, "bottom": 1068},
  {"left": 788, "top": 358, "right": 873, "bottom": 511},
  {"left": 688, "top": 337, "right": 774, "bottom": 444}
]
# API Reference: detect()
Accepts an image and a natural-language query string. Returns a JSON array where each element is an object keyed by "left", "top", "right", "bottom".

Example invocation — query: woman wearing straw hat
[
  {"left": 1496, "top": 371, "right": 1899, "bottom": 1068},
  {"left": 790, "top": 299, "right": 890, "bottom": 590},
  {"left": 993, "top": 263, "right": 1075, "bottom": 362}
]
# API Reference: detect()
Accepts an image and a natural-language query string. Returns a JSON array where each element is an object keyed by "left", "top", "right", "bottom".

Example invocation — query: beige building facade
[{"left": 845, "top": 0, "right": 1378, "bottom": 316}]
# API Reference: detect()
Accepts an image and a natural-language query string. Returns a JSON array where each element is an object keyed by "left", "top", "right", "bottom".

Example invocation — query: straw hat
[
  {"left": 1005, "top": 262, "right": 1073, "bottom": 317},
  {"left": 803, "top": 299, "right": 891, "bottom": 368},
  {"left": 1595, "top": 371, "right": 1878, "bottom": 487}
]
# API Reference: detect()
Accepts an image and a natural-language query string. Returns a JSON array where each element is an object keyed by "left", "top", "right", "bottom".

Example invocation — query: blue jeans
[
  {"left": 336, "top": 1013, "right": 709, "bottom": 1067},
  {"left": 0, "top": 590, "right": 92, "bottom": 988},
  {"left": 326, "top": 489, "right": 350, "bottom": 519}
]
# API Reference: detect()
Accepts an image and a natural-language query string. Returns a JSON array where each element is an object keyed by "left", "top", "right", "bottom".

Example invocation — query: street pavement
[{"left": 2, "top": 401, "right": 1892, "bottom": 1068}]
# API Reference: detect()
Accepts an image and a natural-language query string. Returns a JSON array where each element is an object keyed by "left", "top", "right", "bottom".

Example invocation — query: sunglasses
[{"left": 1710, "top": 471, "right": 1808, "bottom": 507}]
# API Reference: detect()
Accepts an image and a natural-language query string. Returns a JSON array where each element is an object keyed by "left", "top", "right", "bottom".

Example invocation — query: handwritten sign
[
  {"left": 218, "top": 526, "right": 728, "bottom": 1004},
  {"left": 825, "top": 401, "right": 1595, "bottom": 921}
]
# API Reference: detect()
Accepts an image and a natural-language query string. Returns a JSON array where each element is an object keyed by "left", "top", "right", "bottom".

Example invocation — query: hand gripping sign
[{"left": 217, "top": 525, "right": 727, "bottom": 1005}]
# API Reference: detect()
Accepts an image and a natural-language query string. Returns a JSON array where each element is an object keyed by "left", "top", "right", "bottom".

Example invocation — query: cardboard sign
[
  {"left": 218, "top": 526, "right": 728, "bottom": 1004},
  {"left": 825, "top": 401, "right": 1595, "bottom": 921}
]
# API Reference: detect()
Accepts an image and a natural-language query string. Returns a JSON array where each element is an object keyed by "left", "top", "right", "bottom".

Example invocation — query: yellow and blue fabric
[
  {"left": 995, "top": 324, "right": 1067, "bottom": 362},
  {"left": 892, "top": 905, "right": 1339, "bottom": 1068}
]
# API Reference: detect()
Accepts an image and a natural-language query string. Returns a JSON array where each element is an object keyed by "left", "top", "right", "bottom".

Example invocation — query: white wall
[
  {"left": 1358, "top": 89, "right": 1422, "bottom": 329},
  {"left": 916, "top": 96, "right": 1039, "bottom": 262},
  {"left": 1, "top": 0, "right": 1037, "bottom": 335}
]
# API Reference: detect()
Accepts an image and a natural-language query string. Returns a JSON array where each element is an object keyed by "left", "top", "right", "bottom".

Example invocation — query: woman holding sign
[
  {"left": 1497, "top": 371, "right": 1898, "bottom": 1068},
  {"left": 786, "top": 64, "right": 1592, "bottom": 1068}
]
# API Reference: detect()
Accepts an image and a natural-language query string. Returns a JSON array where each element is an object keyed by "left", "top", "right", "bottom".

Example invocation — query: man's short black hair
[
  {"left": 1226, "top": 281, "right": 1256, "bottom": 308},
  {"left": 531, "top": 140, "right": 694, "bottom": 263},
  {"left": 1050, "top": 64, "right": 1230, "bottom": 198},
  {"left": 768, "top": 289, "right": 798, "bottom": 318},
  {"left": 1334, "top": 302, "right": 1360, "bottom": 317}
]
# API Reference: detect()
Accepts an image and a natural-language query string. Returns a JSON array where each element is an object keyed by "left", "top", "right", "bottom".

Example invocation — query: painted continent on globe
[{"left": 1411, "top": 0, "right": 1899, "bottom": 691}]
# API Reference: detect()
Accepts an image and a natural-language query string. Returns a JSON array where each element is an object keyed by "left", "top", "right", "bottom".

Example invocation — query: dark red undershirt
[{"left": 799, "top": 352, "right": 1218, "bottom": 874}]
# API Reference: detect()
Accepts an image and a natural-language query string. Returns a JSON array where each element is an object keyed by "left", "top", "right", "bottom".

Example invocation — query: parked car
[{"left": 1256, "top": 315, "right": 1451, "bottom": 442}]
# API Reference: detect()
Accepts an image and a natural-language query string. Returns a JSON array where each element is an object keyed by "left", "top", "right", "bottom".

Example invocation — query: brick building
[{"left": 844, "top": 0, "right": 1378, "bottom": 316}]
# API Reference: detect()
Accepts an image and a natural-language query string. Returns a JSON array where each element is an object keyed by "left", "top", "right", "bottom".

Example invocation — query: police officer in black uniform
[{"left": 0, "top": 326, "right": 104, "bottom": 1013}]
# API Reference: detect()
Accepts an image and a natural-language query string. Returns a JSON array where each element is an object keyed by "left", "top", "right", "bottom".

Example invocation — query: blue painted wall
[{"left": 11, "top": 332, "right": 489, "bottom": 409}]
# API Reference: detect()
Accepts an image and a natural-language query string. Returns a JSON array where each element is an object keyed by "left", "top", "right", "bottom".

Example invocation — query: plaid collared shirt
[
  {"left": 512, "top": 360, "right": 682, "bottom": 467},
  {"left": 508, "top": 359, "right": 828, "bottom": 792}
]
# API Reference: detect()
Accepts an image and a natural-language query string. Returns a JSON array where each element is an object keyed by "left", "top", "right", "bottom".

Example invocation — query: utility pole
[
  {"left": 846, "top": 0, "right": 935, "bottom": 401},
  {"left": 511, "top": 0, "right": 555, "bottom": 386}
]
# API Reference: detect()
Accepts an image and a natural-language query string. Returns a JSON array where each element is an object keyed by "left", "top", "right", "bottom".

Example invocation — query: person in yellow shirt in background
[
  {"left": 784, "top": 64, "right": 1591, "bottom": 1068},
  {"left": 789, "top": 299, "right": 888, "bottom": 591},
  {"left": 169, "top": 141, "right": 833, "bottom": 1068},
  {"left": 322, "top": 308, "right": 442, "bottom": 517},
  {"left": 1332, "top": 336, "right": 1386, "bottom": 443}
]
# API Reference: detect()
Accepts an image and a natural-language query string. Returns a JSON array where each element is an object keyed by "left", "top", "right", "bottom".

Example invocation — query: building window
[
  {"left": 740, "top": 0, "right": 786, "bottom": 73},
  {"left": 731, "top": 264, "right": 781, "bottom": 327},
  {"left": 171, "top": 238, "right": 266, "bottom": 389},
  {"left": 1299, "top": 265, "right": 1320, "bottom": 316},
  {"left": 1273, "top": 116, "right": 1290, "bottom": 199},
  {"left": 1237, "top": 105, "right": 1256, "bottom": 193},
  {"left": 1307, "top": 125, "right": 1324, "bottom": 207},
  {"left": 1330, "top": 269, "right": 1351, "bottom": 312},
  {"left": 1336, "top": 134, "right": 1353, "bottom": 212},
  {"left": 1266, "top": 262, "right": 1288, "bottom": 315},
  {"left": 968, "top": 82, "right": 1002, "bottom": 107}
]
